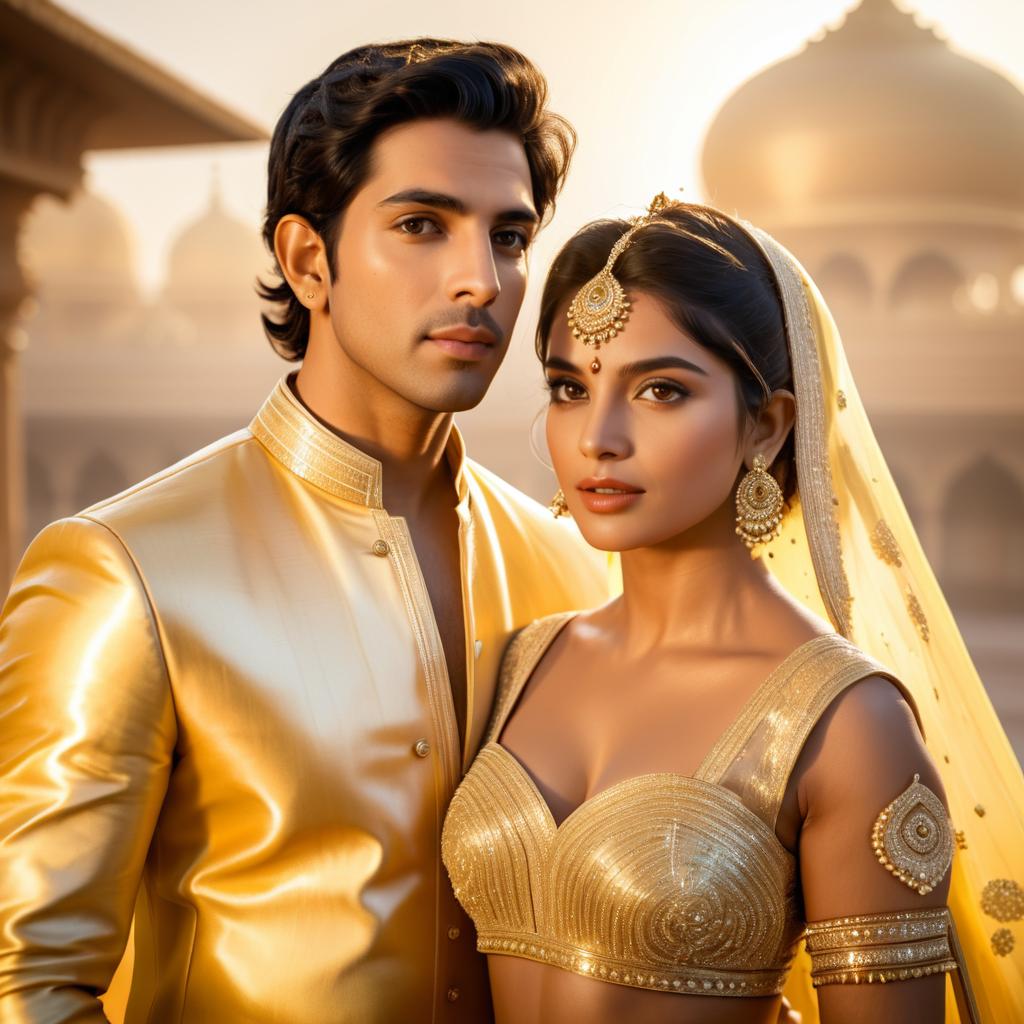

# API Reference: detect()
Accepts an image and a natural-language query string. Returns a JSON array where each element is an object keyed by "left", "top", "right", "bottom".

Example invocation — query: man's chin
[
  {"left": 399, "top": 357, "right": 504, "bottom": 413},
  {"left": 408, "top": 379, "right": 495, "bottom": 414}
]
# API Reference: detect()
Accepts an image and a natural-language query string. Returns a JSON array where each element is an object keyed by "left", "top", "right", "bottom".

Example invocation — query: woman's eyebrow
[
  {"left": 617, "top": 356, "right": 709, "bottom": 378},
  {"left": 543, "top": 356, "right": 584, "bottom": 374}
]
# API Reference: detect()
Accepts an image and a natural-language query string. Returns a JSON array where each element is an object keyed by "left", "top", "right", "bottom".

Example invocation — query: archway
[
  {"left": 890, "top": 252, "right": 964, "bottom": 314},
  {"left": 941, "top": 457, "right": 1024, "bottom": 607}
]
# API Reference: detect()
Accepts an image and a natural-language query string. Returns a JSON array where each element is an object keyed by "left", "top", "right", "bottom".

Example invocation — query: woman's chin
[{"left": 573, "top": 518, "right": 662, "bottom": 554}]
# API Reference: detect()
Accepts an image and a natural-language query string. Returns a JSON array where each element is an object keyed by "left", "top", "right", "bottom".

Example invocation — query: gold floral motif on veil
[{"left": 871, "top": 520, "right": 902, "bottom": 567}]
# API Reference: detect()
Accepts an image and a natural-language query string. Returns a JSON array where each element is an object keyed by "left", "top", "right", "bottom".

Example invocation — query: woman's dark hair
[
  {"left": 536, "top": 201, "right": 796, "bottom": 498},
  {"left": 259, "top": 39, "right": 575, "bottom": 360}
]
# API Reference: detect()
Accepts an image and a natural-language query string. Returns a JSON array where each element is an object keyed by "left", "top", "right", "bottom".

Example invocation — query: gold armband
[
  {"left": 805, "top": 908, "right": 957, "bottom": 986},
  {"left": 872, "top": 774, "right": 953, "bottom": 895}
]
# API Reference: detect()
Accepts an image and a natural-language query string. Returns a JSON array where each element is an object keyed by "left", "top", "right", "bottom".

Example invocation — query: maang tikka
[
  {"left": 566, "top": 196, "right": 775, "bottom": 402},
  {"left": 567, "top": 192, "right": 673, "bottom": 374}
]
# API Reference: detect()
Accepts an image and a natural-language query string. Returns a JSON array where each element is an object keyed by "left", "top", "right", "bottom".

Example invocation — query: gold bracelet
[{"left": 805, "top": 908, "right": 958, "bottom": 986}]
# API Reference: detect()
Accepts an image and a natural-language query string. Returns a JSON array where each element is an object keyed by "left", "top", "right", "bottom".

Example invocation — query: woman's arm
[{"left": 795, "top": 675, "right": 955, "bottom": 1024}]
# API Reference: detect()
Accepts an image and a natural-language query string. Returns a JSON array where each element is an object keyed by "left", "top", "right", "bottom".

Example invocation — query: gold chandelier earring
[
  {"left": 735, "top": 453, "right": 784, "bottom": 549},
  {"left": 548, "top": 489, "right": 570, "bottom": 519}
]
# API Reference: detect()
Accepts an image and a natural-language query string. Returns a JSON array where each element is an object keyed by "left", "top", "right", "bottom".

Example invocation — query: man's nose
[{"left": 446, "top": 231, "right": 501, "bottom": 307}]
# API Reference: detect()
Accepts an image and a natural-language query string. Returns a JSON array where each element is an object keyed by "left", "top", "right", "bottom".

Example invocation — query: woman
[{"left": 442, "top": 197, "right": 1023, "bottom": 1023}]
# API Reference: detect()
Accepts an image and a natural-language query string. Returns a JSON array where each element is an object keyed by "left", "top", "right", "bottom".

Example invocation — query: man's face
[{"left": 325, "top": 118, "right": 538, "bottom": 413}]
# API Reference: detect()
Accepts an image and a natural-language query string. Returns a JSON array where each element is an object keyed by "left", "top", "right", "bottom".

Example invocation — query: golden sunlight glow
[
  {"left": 52, "top": 0, "right": 1024, "bottom": 299},
  {"left": 1011, "top": 265, "right": 1024, "bottom": 306}
]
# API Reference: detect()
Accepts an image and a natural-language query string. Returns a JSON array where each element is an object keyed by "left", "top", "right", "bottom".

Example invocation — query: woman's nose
[{"left": 578, "top": 403, "right": 632, "bottom": 461}]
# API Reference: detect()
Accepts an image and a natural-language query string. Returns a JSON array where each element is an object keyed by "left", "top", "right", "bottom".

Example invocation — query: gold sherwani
[{"left": 0, "top": 377, "right": 608, "bottom": 1023}]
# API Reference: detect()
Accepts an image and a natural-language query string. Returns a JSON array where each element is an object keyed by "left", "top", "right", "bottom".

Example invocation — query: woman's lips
[{"left": 575, "top": 478, "right": 644, "bottom": 514}]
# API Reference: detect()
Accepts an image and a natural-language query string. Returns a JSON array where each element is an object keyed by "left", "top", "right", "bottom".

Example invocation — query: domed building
[
  {"left": 704, "top": 0, "right": 1024, "bottom": 218},
  {"left": 161, "top": 173, "right": 271, "bottom": 345},
  {"left": 702, "top": 0, "right": 1024, "bottom": 756},
  {"left": 18, "top": 177, "right": 284, "bottom": 541},
  {"left": 21, "top": 188, "right": 143, "bottom": 343}
]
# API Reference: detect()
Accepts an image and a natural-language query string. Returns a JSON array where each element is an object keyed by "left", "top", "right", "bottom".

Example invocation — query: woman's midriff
[{"left": 488, "top": 955, "right": 785, "bottom": 1024}]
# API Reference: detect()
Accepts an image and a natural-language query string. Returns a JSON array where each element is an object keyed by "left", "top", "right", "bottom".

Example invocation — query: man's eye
[
  {"left": 493, "top": 229, "right": 529, "bottom": 251},
  {"left": 397, "top": 217, "right": 440, "bottom": 236}
]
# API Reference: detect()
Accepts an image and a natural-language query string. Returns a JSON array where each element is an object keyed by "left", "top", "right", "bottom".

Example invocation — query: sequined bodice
[{"left": 442, "top": 615, "right": 902, "bottom": 998}]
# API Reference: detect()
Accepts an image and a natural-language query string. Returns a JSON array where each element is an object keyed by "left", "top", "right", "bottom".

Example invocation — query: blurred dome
[
  {"left": 22, "top": 188, "right": 139, "bottom": 304},
  {"left": 701, "top": 0, "right": 1024, "bottom": 215},
  {"left": 164, "top": 173, "right": 268, "bottom": 313}
]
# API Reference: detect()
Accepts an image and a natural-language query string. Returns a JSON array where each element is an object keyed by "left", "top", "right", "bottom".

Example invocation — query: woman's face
[{"left": 544, "top": 290, "right": 749, "bottom": 553}]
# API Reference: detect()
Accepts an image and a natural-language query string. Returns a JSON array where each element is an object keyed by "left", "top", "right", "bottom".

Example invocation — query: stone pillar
[
  {"left": 0, "top": 48, "right": 92, "bottom": 584},
  {"left": 0, "top": 185, "right": 34, "bottom": 584}
]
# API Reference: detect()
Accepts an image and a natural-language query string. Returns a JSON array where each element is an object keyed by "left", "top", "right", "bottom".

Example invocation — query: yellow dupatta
[{"left": 744, "top": 226, "right": 1024, "bottom": 1023}]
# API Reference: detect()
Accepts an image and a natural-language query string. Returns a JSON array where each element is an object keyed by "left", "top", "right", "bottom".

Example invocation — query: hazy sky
[{"left": 54, "top": 0, "right": 1024, "bottom": 300}]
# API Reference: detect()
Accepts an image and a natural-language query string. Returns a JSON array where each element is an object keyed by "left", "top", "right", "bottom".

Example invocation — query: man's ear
[
  {"left": 274, "top": 214, "right": 331, "bottom": 311},
  {"left": 742, "top": 389, "right": 796, "bottom": 469}
]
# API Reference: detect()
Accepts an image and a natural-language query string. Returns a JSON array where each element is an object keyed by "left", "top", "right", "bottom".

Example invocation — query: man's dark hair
[{"left": 258, "top": 39, "right": 576, "bottom": 360}]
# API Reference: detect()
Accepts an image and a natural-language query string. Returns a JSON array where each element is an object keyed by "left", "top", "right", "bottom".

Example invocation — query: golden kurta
[{"left": 0, "top": 376, "right": 608, "bottom": 1024}]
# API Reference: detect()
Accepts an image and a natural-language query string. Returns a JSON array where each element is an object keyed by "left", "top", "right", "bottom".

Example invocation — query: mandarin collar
[{"left": 251, "top": 375, "right": 468, "bottom": 509}]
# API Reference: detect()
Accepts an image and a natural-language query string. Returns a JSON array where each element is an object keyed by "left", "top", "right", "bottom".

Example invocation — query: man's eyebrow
[
  {"left": 379, "top": 189, "right": 465, "bottom": 213},
  {"left": 618, "top": 356, "right": 709, "bottom": 378},
  {"left": 500, "top": 207, "right": 540, "bottom": 226},
  {"left": 378, "top": 188, "right": 539, "bottom": 225}
]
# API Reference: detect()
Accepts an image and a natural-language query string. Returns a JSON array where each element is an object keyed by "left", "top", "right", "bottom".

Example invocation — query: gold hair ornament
[
  {"left": 567, "top": 193, "right": 774, "bottom": 399},
  {"left": 566, "top": 192, "right": 673, "bottom": 373}
]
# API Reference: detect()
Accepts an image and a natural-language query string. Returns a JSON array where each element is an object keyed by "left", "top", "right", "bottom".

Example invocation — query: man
[{"left": 0, "top": 41, "right": 606, "bottom": 1023}]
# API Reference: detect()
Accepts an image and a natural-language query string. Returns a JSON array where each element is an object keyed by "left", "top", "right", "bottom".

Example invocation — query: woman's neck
[{"left": 611, "top": 498, "right": 784, "bottom": 656}]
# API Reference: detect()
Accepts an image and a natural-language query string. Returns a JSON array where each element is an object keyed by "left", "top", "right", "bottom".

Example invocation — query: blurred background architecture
[
  {"left": 7, "top": 0, "right": 1023, "bottom": 759},
  {"left": 0, "top": 0, "right": 265, "bottom": 584},
  {"left": 700, "top": 0, "right": 1024, "bottom": 760}
]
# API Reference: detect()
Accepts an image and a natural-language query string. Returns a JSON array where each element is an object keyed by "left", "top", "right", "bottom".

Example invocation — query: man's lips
[
  {"left": 428, "top": 325, "right": 498, "bottom": 345},
  {"left": 575, "top": 477, "right": 645, "bottom": 514},
  {"left": 426, "top": 325, "right": 498, "bottom": 361}
]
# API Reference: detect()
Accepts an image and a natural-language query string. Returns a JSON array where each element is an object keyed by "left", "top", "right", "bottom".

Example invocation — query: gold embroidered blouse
[{"left": 442, "top": 614, "right": 919, "bottom": 998}]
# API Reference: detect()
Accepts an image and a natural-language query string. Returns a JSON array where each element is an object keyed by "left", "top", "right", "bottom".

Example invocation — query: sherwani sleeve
[{"left": 0, "top": 516, "right": 175, "bottom": 1022}]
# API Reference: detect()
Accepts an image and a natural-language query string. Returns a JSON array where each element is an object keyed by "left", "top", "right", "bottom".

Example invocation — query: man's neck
[{"left": 293, "top": 340, "right": 455, "bottom": 516}]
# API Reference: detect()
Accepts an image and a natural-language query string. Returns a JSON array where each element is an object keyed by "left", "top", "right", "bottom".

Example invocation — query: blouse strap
[
  {"left": 696, "top": 634, "right": 921, "bottom": 830},
  {"left": 484, "top": 611, "right": 577, "bottom": 746}
]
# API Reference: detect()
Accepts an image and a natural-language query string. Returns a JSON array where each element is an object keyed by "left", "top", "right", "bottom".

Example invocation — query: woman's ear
[
  {"left": 274, "top": 214, "right": 331, "bottom": 311},
  {"left": 743, "top": 388, "right": 795, "bottom": 468}
]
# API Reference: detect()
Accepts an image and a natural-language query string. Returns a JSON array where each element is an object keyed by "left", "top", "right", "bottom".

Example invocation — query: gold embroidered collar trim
[{"left": 250, "top": 374, "right": 468, "bottom": 508}]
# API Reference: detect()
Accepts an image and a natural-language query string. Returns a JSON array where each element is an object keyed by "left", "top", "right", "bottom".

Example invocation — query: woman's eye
[
  {"left": 397, "top": 217, "right": 441, "bottom": 236},
  {"left": 547, "top": 378, "right": 588, "bottom": 402},
  {"left": 637, "top": 380, "right": 688, "bottom": 403},
  {"left": 493, "top": 229, "right": 529, "bottom": 252}
]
